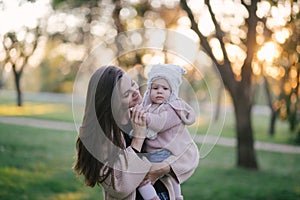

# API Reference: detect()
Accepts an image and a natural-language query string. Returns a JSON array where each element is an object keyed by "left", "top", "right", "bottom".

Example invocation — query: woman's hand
[
  {"left": 130, "top": 105, "right": 146, "bottom": 151},
  {"left": 146, "top": 162, "right": 171, "bottom": 185},
  {"left": 130, "top": 105, "right": 146, "bottom": 131}
]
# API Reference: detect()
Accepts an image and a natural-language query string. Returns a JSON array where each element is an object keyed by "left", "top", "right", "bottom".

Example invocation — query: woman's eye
[
  {"left": 131, "top": 82, "right": 139, "bottom": 91},
  {"left": 123, "top": 92, "right": 129, "bottom": 98}
]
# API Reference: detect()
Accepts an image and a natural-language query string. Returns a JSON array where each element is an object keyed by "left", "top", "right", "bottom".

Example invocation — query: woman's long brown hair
[{"left": 73, "top": 66, "right": 126, "bottom": 187}]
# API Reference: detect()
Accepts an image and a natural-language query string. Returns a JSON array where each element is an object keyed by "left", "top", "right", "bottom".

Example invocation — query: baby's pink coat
[{"left": 145, "top": 98, "right": 196, "bottom": 156}]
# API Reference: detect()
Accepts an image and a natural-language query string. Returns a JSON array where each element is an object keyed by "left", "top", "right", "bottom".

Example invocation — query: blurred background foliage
[{"left": 0, "top": 0, "right": 299, "bottom": 165}]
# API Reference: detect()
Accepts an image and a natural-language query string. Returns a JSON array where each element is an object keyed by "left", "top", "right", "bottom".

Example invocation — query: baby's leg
[
  {"left": 138, "top": 182, "right": 160, "bottom": 200},
  {"left": 170, "top": 177, "right": 183, "bottom": 200}
]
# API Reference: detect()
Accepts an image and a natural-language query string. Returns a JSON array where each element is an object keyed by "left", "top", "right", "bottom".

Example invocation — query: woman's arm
[
  {"left": 145, "top": 141, "right": 199, "bottom": 184},
  {"left": 101, "top": 105, "right": 151, "bottom": 199},
  {"left": 101, "top": 147, "right": 152, "bottom": 199},
  {"left": 144, "top": 161, "right": 171, "bottom": 185}
]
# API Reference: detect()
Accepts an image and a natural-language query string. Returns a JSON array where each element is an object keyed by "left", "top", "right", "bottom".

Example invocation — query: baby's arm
[{"left": 146, "top": 105, "right": 181, "bottom": 133}]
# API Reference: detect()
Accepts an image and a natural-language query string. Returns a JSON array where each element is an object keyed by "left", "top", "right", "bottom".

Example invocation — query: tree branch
[
  {"left": 205, "top": 0, "right": 230, "bottom": 63},
  {"left": 180, "top": 0, "right": 214, "bottom": 60},
  {"left": 241, "top": 1, "right": 259, "bottom": 86},
  {"left": 180, "top": 0, "right": 236, "bottom": 91}
]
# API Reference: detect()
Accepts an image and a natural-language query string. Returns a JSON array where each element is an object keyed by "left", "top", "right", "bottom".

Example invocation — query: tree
[
  {"left": 1, "top": 26, "right": 41, "bottom": 106},
  {"left": 179, "top": 0, "right": 299, "bottom": 168},
  {"left": 265, "top": 14, "right": 300, "bottom": 142},
  {"left": 180, "top": 0, "right": 261, "bottom": 169},
  {"left": 250, "top": 0, "right": 300, "bottom": 142},
  {"left": 0, "top": 0, "right": 49, "bottom": 106}
]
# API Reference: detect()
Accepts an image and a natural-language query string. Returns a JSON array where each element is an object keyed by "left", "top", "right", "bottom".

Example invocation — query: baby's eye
[{"left": 163, "top": 87, "right": 169, "bottom": 90}]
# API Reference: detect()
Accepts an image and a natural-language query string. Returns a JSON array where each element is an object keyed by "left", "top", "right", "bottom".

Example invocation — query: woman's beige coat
[{"left": 101, "top": 141, "right": 199, "bottom": 200}]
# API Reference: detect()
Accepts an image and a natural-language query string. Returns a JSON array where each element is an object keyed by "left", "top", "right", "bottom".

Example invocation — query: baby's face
[{"left": 150, "top": 78, "right": 171, "bottom": 104}]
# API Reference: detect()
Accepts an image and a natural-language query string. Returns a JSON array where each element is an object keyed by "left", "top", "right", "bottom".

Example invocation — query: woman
[{"left": 73, "top": 66, "right": 199, "bottom": 200}]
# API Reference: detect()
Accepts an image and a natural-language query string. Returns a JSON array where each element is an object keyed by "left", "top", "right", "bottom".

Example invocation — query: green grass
[
  {"left": 1, "top": 123, "right": 300, "bottom": 200},
  {"left": 0, "top": 123, "right": 99, "bottom": 200},
  {"left": 0, "top": 100, "right": 82, "bottom": 122},
  {"left": 185, "top": 146, "right": 300, "bottom": 200}
]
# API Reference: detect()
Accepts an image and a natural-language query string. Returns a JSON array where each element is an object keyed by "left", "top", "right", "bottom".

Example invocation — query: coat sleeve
[
  {"left": 169, "top": 99, "right": 196, "bottom": 125},
  {"left": 164, "top": 141, "right": 199, "bottom": 184},
  {"left": 146, "top": 105, "right": 182, "bottom": 133},
  {"left": 101, "top": 147, "right": 151, "bottom": 199}
]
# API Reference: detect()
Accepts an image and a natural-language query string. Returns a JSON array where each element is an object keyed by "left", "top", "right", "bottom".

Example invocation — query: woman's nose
[{"left": 132, "top": 89, "right": 138, "bottom": 97}]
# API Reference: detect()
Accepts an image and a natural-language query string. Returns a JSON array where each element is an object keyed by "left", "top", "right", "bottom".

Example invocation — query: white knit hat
[{"left": 142, "top": 64, "right": 186, "bottom": 106}]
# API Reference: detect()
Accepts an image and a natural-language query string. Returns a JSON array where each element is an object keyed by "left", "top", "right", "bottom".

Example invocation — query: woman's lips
[{"left": 133, "top": 95, "right": 140, "bottom": 102}]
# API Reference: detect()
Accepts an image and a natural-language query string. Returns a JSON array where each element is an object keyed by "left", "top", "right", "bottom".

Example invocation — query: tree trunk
[
  {"left": 296, "top": 129, "right": 300, "bottom": 144},
  {"left": 14, "top": 71, "right": 22, "bottom": 107},
  {"left": 264, "top": 77, "right": 277, "bottom": 136},
  {"left": 232, "top": 91, "right": 258, "bottom": 169},
  {"left": 269, "top": 111, "right": 277, "bottom": 136},
  {"left": 214, "top": 86, "right": 222, "bottom": 121}
]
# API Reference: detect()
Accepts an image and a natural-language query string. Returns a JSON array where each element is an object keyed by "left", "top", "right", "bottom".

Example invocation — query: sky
[{"left": 0, "top": 0, "right": 51, "bottom": 35}]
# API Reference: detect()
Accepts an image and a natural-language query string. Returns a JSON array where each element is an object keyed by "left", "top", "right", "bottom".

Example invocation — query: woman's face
[{"left": 119, "top": 74, "right": 142, "bottom": 109}]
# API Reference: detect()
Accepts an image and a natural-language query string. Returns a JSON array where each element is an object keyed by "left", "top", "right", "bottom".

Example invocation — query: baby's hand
[{"left": 139, "top": 179, "right": 150, "bottom": 187}]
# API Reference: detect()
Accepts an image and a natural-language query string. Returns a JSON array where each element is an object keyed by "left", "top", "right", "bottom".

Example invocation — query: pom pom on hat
[{"left": 142, "top": 64, "right": 186, "bottom": 106}]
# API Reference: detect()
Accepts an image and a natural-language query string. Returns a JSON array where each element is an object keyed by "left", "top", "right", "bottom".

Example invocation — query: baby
[{"left": 138, "top": 64, "right": 196, "bottom": 200}]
